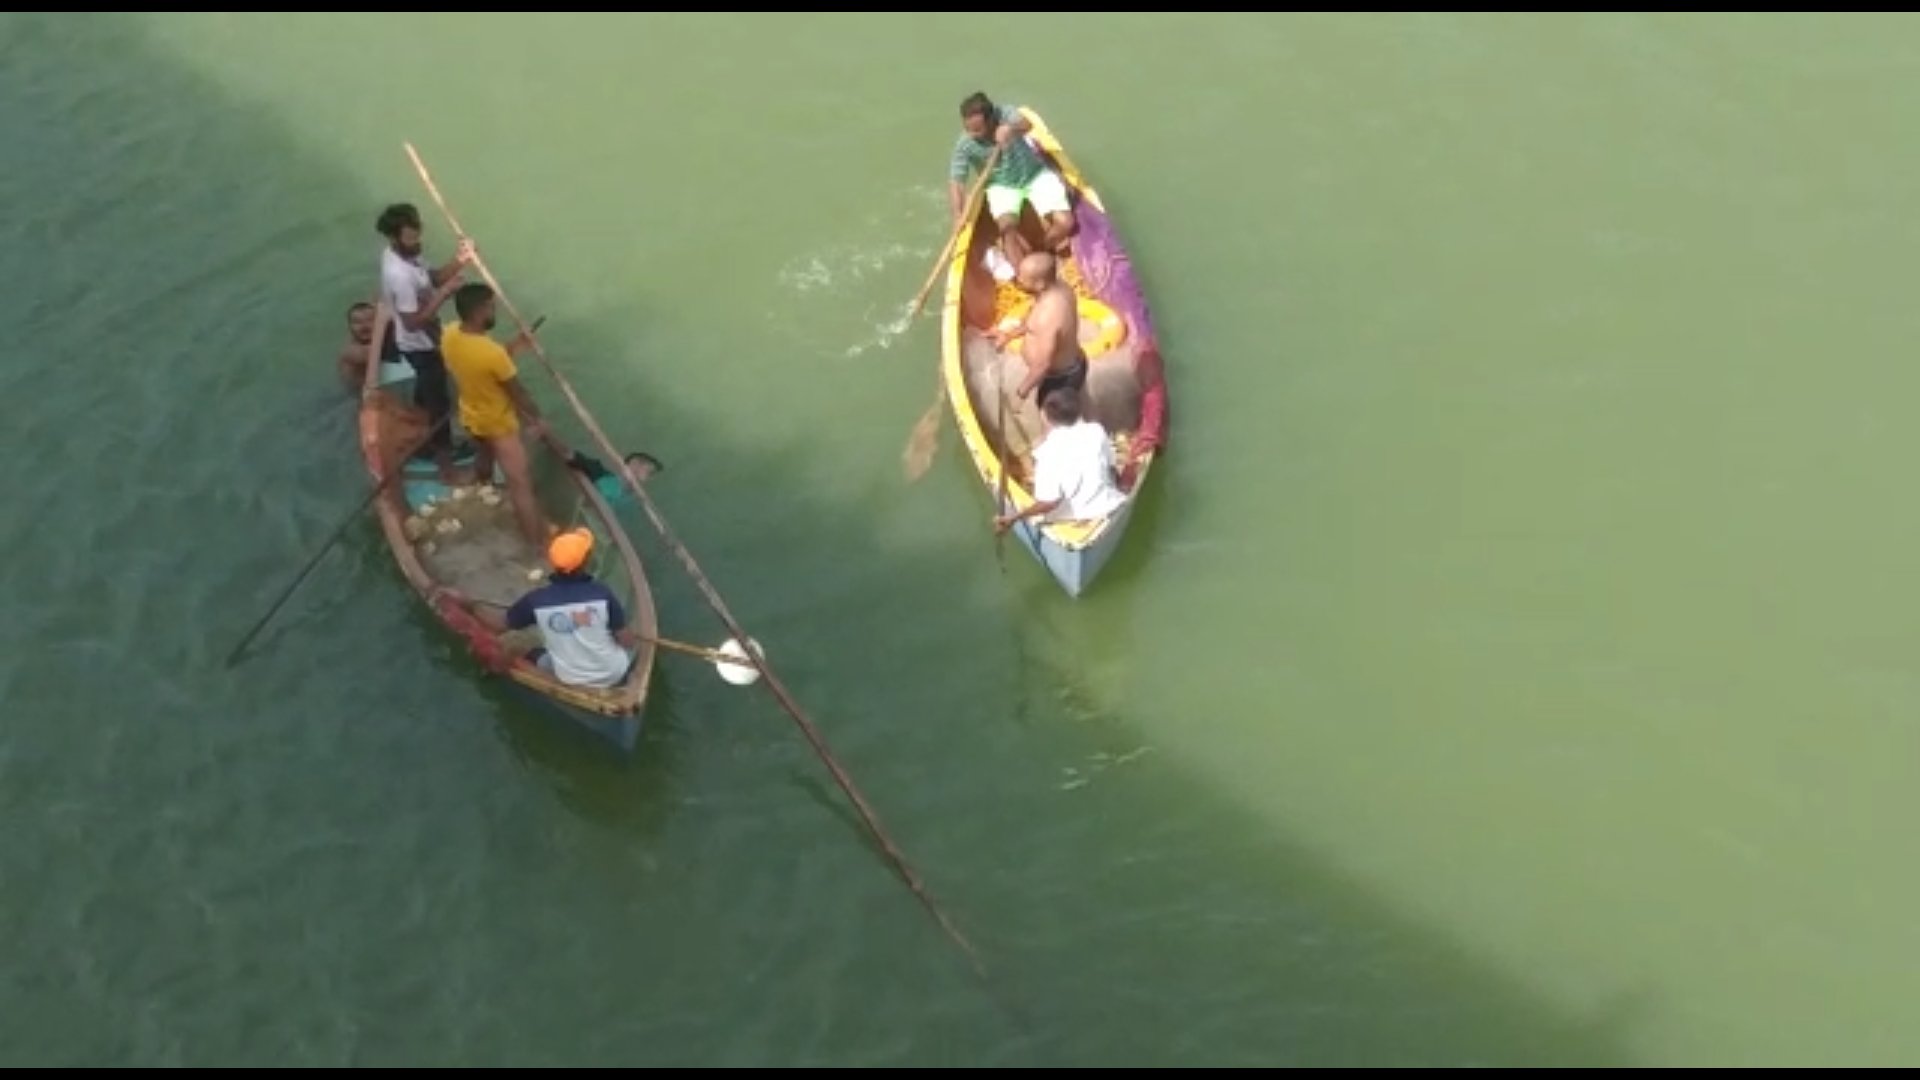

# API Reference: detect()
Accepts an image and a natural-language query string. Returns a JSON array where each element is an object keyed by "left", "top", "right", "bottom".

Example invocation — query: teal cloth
[{"left": 594, "top": 474, "right": 631, "bottom": 507}]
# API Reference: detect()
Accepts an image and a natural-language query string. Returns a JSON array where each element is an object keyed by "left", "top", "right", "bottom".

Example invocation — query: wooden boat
[
  {"left": 939, "top": 106, "right": 1170, "bottom": 597},
  {"left": 355, "top": 304, "right": 660, "bottom": 752}
]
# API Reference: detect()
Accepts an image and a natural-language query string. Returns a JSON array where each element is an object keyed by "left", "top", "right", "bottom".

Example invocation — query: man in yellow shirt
[{"left": 440, "top": 282, "right": 554, "bottom": 548}]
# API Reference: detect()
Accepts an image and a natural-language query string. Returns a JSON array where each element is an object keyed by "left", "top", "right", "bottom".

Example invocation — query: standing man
[
  {"left": 375, "top": 201, "right": 471, "bottom": 484},
  {"left": 948, "top": 91, "right": 1077, "bottom": 265},
  {"left": 439, "top": 281, "right": 554, "bottom": 550}
]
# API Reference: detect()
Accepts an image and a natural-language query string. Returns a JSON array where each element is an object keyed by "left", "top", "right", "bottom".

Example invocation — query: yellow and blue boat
[{"left": 938, "top": 107, "right": 1170, "bottom": 597}]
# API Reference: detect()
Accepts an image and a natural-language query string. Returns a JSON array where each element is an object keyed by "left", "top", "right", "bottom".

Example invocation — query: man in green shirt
[{"left": 948, "top": 91, "right": 1076, "bottom": 266}]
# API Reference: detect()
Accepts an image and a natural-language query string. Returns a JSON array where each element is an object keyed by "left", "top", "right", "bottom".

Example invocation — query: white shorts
[{"left": 986, "top": 167, "right": 1070, "bottom": 222}]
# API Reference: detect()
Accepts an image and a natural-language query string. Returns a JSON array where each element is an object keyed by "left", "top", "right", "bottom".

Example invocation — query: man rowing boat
[{"left": 949, "top": 91, "right": 1076, "bottom": 265}]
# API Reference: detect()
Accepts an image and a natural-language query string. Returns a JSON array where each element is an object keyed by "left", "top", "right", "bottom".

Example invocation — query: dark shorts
[
  {"left": 398, "top": 346, "right": 452, "bottom": 453},
  {"left": 1037, "top": 354, "right": 1089, "bottom": 407}
]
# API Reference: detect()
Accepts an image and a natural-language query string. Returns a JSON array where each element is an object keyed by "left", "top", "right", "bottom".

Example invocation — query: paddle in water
[{"left": 901, "top": 144, "right": 1002, "bottom": 482}]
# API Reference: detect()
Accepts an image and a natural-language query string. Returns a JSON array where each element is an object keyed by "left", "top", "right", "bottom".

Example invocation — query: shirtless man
[
  {"left": 337, "top": 301, "right": 377, "bottom": 393},
  {"left": 994, "top": 252, "right": 1087, "bottom": 409}
]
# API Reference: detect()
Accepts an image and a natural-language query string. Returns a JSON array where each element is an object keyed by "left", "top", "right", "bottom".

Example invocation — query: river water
[{"left": 3, "top": 11, "right": 1917, "bottom": 1066}]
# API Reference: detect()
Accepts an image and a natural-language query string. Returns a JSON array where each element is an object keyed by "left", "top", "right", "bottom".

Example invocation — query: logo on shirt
[{"left": 545, "top": 606, "right": 601, "bottom": 635}]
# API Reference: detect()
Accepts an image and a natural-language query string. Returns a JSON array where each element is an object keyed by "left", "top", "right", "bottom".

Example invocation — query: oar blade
[{"left": 901, "top": 390, "right": 944, "bottom": 482}]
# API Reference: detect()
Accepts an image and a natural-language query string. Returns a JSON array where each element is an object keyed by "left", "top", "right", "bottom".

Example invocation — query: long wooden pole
[
  {"left": 992, "top": 382, "right": 1012, "bottom": 571},
  {"left": 401, "top": 142, "right": 991, "bottom": 981},
  {"left": 224, "top": 409, "right": 450, "bottom": 668}
]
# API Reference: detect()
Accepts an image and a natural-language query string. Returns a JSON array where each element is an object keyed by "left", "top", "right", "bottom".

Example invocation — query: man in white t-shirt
[
  {"left": 375, "top": 202, "right": 472, "bottom": 484},
  {"left": 993, "top": 387, "right": 1127, "bottom": 534}
]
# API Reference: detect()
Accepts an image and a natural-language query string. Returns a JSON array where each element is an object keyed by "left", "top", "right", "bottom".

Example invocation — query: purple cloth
[{"left": 1068, "top": 190, "right": 1169, "bottom": 459}]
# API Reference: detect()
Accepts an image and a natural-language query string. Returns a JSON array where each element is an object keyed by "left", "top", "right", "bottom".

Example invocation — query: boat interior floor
[{"left": 418, "top": 492, "right": 548, "bottom": 606}]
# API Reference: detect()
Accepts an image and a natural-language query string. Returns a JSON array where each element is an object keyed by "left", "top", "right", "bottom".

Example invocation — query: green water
[{"left": 5, "top": 11, "right": 1918, "bottom": 1066}]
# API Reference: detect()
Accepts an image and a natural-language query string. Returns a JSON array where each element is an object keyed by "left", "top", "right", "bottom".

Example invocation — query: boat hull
[{"left": 999, "top": 481, "right": 1141, "bottom": 598}]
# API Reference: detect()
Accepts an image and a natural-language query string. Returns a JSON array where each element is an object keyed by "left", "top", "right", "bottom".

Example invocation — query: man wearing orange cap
[{"left": 466, "top": 526, "right": 639, "bottom": 687}]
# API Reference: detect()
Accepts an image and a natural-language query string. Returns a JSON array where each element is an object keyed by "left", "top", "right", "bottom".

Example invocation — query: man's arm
[
  {"left": 483, "top": 341, "right": 548, "bottom": 434},
  {"left": 994, "top": 105, "right": 1032, "bottom": 146},
  {"left": 390, "top": 246, "right": 472, "bottom": 333},
  {"left": 505, "top": 325, "right": 540, "bottom": 357},
  {"left": 994, "top": 496, "right": 1060, "bottom": 532},
  {"left": 504, "top": 592, "right": 536, "bottom": 629},
  {"left": 606, "top": 593, "right": 638, "bottom": 648},
  {"left": 393, "top": 273, "right": 461, "bottom": 335},
  {"left": 502, "top": 375, "right": 548, "bottom": 435},
  {"left": 949, "top": 135, "right": 979, "bottom": 220},
  {"left": 993, "top": 444, "right": 1062, "bottom": 531},
  {"left": 429, "top": 239, "right": 476, "bottom": 287}
]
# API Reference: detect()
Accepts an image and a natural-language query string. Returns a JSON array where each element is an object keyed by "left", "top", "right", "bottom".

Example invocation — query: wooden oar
[
  {"left": 460, "top": 593, "right": 758, "bottom": 671},
  {"left": 402, "top": 142, "right": 998, "bottom": 986},
  {"left": 901, "top": 143, "right": 1003, "bottom": 483},
  {"left": 992, "top": 380, "right": 1013, "bottom": 571},
  {"left": 908, "top": 143, "right": 1000, "bottom": 319},
  {"left": 645, "top": 634, "right": 752, "bottom": 669}
]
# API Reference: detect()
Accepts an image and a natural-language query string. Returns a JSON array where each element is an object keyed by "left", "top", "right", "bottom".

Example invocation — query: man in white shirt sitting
[{"left": 993, "top": 387, "right": 1127, "bottom": 534}]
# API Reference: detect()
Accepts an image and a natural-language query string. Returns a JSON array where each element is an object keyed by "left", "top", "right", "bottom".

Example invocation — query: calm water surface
[{"left": 3, "top": 11, "right": 1918, "bottom": 1066}]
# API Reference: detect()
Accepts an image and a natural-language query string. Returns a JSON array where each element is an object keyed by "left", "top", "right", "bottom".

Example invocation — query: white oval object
[{"left": 714, "top": 637, "right": 765, "bottom": 686}]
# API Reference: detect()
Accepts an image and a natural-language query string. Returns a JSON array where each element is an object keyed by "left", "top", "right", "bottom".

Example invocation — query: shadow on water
[{"left": 0, "top": 12, "right": 1648, "bottom": 1067}]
